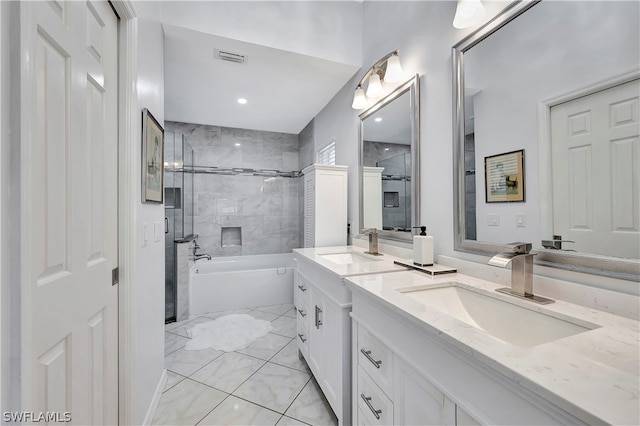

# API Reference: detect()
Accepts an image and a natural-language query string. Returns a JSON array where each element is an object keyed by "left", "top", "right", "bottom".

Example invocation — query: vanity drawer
[
  {"left": 296, "top": 297, "right": 309, "bottom": 329},
  {"left": 296, "top": 320, "right": 309, "bottom": 359},
  {"left": 357, "top": 366, "right": 393, "bottom": 426},
  {"left": 358, "top": 325, "right": 394, "bottom": 398},
  {"left": 295, "top": 273, "right": 310, "bottom": 306}
]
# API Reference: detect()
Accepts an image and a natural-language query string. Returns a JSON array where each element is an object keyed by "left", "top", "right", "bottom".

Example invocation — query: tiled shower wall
[{"left": 165, "top": 121, "right": 303, "bottom": 257}]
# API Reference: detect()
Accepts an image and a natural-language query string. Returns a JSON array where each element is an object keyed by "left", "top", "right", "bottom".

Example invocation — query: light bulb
[
  {"left": 384, "top": 53, "right": 404, "bottom": 83},
  {"left": 352, "top": 86, "right": 367, "bottom": 109},
  {"left": 366, "top": 73, "right": 383, "bottom": 98},
  {"left": 453, "top": 0, "right": 486, "bottom": 29}
]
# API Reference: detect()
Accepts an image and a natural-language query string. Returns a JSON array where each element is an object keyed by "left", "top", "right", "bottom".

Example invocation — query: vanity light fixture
[
  {"left": 453, "top": 0, "right": 486, "bottom": 29},
  {"left": 351, "top": 50, "right": 404, "bottom": 109}
]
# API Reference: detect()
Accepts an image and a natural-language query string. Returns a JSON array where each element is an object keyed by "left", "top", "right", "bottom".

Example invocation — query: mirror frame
[
  {"left": 452, "top": 0, "right": 640, "bottom": 281},
  {"left": 359, "top": 74, "right": 420, "bottom": 242}
]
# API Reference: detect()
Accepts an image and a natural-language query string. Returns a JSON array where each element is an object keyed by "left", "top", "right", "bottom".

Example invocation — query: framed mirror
[
  {"left": 453, "top": 0, "right": 640, "bottom": 280},
  {"left": 360, "top": 75, "right": 420, "bottom": 242}
]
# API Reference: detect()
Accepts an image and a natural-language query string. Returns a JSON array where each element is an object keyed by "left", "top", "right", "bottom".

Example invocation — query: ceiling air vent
[{"left": 214, "top": 49, "right": 247, "bottom": 65}]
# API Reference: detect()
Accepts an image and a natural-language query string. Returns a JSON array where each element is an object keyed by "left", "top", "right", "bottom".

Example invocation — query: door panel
[
  {"left": 22, "top": 1, "right": 119, "bottom": 423},
  {"left": 551, "top": 79, "right": 639, "bottom": 259}
]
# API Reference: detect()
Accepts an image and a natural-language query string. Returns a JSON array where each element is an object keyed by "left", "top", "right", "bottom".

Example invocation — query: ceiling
[{"left": 163, "top": 24, "right": 360, "bottom": 135}]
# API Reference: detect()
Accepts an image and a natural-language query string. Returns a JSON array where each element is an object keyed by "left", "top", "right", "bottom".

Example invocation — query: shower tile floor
[{"left": 155, "top": 303, "right": 338, "bottom": 426}]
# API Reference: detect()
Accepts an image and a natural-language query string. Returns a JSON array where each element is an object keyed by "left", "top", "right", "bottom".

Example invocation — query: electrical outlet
[
  {"left": 516, "top": 214, "right": 526, "bottom": 227},
  {"left": 487, "top": 214, "right": 500, "bottom": 226}
]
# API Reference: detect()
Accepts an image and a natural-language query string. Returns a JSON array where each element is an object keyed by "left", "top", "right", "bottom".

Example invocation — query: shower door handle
[
  {"left": 315, "top": 305, "right": 322, "bottom": 329},
  {"left": 165, "top": 217, "right": 169, "bottom": 234}
]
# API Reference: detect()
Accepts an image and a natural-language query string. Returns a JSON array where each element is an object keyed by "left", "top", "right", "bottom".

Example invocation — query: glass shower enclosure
[{"left": 164, "top": 132, "right": 194, "bottom": 323}]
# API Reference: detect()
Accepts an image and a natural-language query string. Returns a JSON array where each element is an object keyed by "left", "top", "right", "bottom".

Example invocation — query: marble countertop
[
  {"left": 344, "top": 271, "right": 640, "bottom": 425},
  {"left": 292, "top": 246, "right": 409, "bottom": 278}
]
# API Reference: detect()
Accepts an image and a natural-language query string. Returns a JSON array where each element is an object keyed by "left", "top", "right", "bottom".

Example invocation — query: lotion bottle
[{"left": 413, "top": 226, "right": 434, "bottom": 266}]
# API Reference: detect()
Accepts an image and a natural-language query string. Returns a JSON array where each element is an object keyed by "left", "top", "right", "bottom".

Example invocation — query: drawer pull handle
[
  {"left": 315, "top": 305, "right": 323, "bottom": 329},
  {"left": 297, "top": 285, "right": 307, "bottom": 292},
  {"left": 360, "top": 393, "right": 382, "bottom": 420},
  {"left": 361, "top": 349, "right": 382, "bottom": 369},
  {"left": 298, "top": 333, "right": 307, "bottom": 343},
  {"left": 298, "top": 309, "right": 307, "bottom": 318}
]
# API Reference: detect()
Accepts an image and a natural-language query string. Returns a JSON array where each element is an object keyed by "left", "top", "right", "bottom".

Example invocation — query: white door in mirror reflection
[{"left": 551, "top": 79, "right": 639, "bottom": 259}]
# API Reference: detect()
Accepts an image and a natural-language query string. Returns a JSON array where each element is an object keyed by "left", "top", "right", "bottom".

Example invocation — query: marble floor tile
[
  {"left": 198, "top": 395, "right": 282, "bottom": 426},
  {"left": 270, "top": 340, "right": 310, "bottom": 373},
  {"left": 233, "top": 363, "right": 310, "bottom": 413},
  {"left": 237, "top": 333, "right": 292, "bottom": 361},
  {"left": 270, "top": 316, "right": 297, "bottom": 338},
  {"left": 276, "top": 416, "right": 309, "bottom": 426},
  {"left": 282, "top": 307, "right": 297, "bottom": 319},
  {"left": 163, "top": 371, "right": 186, "bottom": 393},
  {"left": 152, "top": 378, "right": 227, "bottom": 426},
  {"left": 255, "top": 303, "right": 295, "bottom": 316},
  {"left": 165, "top": 347, "right": 224, "bottom": 377},
  {"left": 165, "top": 332, "right": 189, "bottom": 356},
  {"left": 247, "top": 310, "right": 280, "bottom": 322},
  {"left": 190, "top": 352, "right": 266, "bottom": 393},
  {"left": 285, "top": 378, "right": 337, "bottom": 426}
]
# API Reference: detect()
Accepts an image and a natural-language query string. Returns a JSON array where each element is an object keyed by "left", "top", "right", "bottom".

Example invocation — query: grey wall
[{"left": 166, "top": 121, "right": 302, "bottom": 256}]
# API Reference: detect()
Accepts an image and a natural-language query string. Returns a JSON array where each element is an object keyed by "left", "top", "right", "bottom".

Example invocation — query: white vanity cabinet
[
  {"left": 292, "top": 255, "right": 352, "bottom": 425},
  {"left": 354, "top": 323, "right": 457, "bottom": 426},
  {"left": 348, "top": 282, "right": 587, "bottom": 426}
]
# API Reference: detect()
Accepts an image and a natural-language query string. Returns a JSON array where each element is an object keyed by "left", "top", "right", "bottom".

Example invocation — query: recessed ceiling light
[
  {"left": 375, "top": 117, "right": 382, "bottom": 122},
  {"left": 237, "top": 98, "right": 247, "bottom": 104},
  {"left": 235, "top": 143, "right": 241, "bottom": 147}
]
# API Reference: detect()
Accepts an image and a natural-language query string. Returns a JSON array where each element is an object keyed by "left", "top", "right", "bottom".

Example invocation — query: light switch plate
[
  {"left": 487, "top": 214, "right": 500, "bottom": 226},
  {"left": 516, "top": 214, "right": 526, "bottom": 227},
  {"left": 154, "top": 221, "right": 162, "bottom": 241},
  {"left": 142, "top": 223, "right": 148, "bottom": 247}
]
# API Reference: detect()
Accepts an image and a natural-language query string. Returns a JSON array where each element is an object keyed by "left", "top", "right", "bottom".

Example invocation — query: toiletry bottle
[{"left": 412, "top": 226, "right": 434, "bottom": 266}]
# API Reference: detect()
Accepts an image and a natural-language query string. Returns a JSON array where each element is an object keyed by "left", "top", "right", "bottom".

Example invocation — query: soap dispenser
[{"left": 413, "top": 226, "right": 434, "bottom": 267}]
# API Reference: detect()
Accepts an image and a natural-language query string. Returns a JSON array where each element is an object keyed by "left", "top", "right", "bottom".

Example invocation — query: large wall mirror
[
  {"left": 453, "top": 0, "right": 639, "bottom": 280},
  {"left": 360, "top": 75, "right": 420, "bottom": 242}
]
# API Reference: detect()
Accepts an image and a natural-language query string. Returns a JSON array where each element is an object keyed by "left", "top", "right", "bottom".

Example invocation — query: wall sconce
[
  {"left": 352, "top": 50, "right": 404, "bottom": 110},
  {"left": 453, "top": 0, "right": 486, "bottom": 29}
]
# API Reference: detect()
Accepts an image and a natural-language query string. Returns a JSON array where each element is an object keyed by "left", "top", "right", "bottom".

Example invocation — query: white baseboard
[{"left": 143, "top": 369, "right": 167, "bottom": 425}]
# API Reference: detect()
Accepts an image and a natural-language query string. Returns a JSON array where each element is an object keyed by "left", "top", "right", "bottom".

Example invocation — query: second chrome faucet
[
  {"left": 358, "top": 228, "right": 382, "bottom": 256},
  {"left": 488, "top": 242, "right": 554, "bottom": 305}
]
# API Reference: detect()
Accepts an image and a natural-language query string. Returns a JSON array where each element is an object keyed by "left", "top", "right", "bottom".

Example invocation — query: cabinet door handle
[
  {"left": 315, "top": 305, "right": 323, "bottom": 329},
  {"left": 298, "top": 309, "right": 306, "bottom": 318},
  {"left": 360, "top": 393, "right": 382, "bottom": 420},
  {"left": 297, "top": 285, "right": 307, "bottom": 292},
  {"left": 360, "top": 349, "right": 382, "bottom": 369},
  {"left": 298, "top": 333, "right": 307, "bottom": 343}
]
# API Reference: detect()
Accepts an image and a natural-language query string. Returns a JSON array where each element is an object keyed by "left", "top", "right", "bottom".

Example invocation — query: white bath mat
[{"left": 184, "top": 314, "right": 273, "bottom": 352}]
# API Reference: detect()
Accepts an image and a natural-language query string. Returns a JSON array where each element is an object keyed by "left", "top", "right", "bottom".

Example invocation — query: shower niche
[{"left": 164, "top": 132, "right": 194, "bottom": 323}]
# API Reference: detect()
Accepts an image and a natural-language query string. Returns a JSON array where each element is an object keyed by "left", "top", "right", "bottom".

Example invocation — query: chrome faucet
[
  {"left": 358, "top": 228, "right": 382, "bottom": 256},
  {"left": 191, "top": 240, "right": 211, "bottom": 261},
  {"left": 488, "top": 242, "right": 553, "bottom": 305}
]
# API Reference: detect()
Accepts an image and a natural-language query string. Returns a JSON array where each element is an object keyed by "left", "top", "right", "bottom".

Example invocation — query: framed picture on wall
[
  {"left": 484, "top": 149, "right": 525, "bottom": 203},
  {"left": 142, "top": 108, "right": 164, "bottom": 203}
]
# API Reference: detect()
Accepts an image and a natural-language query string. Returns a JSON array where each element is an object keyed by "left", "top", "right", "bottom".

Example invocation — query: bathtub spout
[{"left": 193, "top": 253, "right": 212, "bottom": 261}]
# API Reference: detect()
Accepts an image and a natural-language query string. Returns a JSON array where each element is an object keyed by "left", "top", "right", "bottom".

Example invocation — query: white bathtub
[{"left": 189, "top": 253, "right": 294, "bottom": 315}]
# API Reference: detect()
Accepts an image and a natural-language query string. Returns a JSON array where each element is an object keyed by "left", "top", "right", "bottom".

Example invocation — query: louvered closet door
[
  {"left": 20, "top": 1, "right": 119, "bottom": 423},
  {"left": 551, "top": 79, "right": 639, "bottom": 259}
]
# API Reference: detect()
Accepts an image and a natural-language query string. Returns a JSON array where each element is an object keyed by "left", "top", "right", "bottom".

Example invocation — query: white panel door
[
  {"left": 551, "top": 79, "right": 639, "bottom": 259},
  {"left": 21, "top": 1, "right": 119, "bottom": 423}
]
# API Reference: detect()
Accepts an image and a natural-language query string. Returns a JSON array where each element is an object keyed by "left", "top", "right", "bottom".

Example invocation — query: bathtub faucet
[{"left": 191, "top": 240, "right": 211, "bottom": 261}]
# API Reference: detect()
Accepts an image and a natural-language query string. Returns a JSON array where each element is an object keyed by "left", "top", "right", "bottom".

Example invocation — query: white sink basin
[
  {"left": 319, "top": 252, "right": 382, "bottom": 265},
  {"left": 397, "top": 283, "right": 598, "bottom": 348}
]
